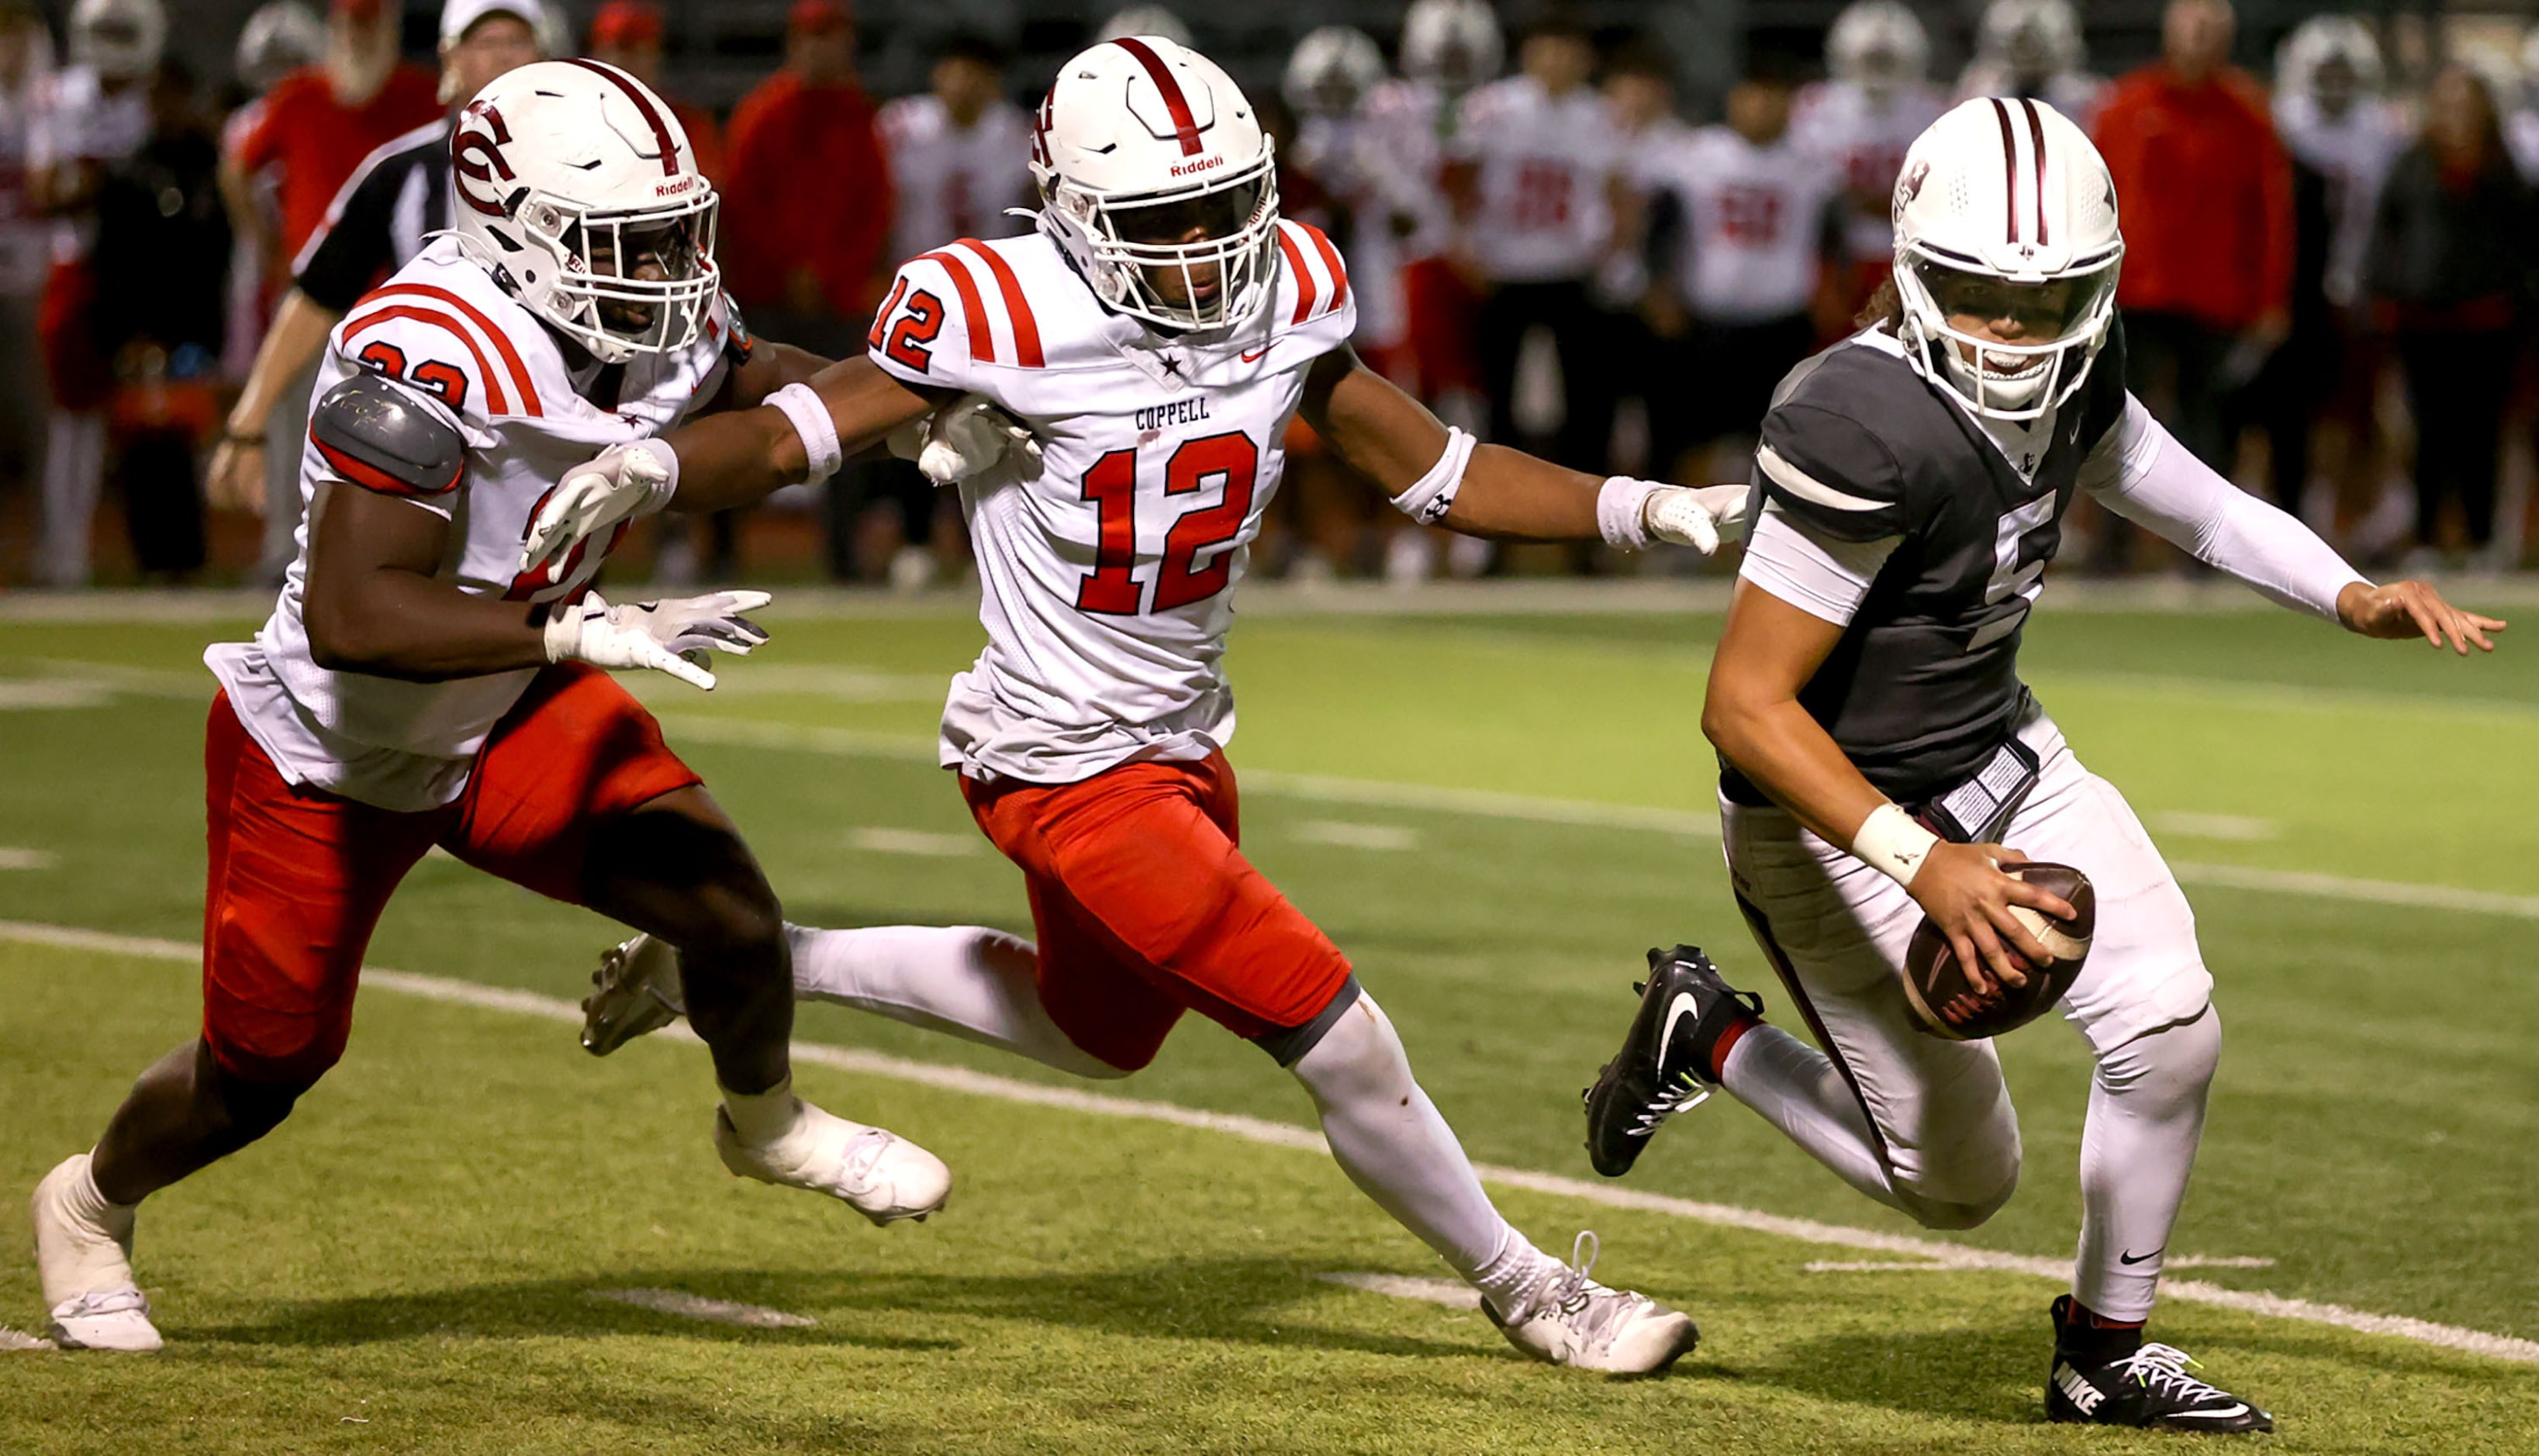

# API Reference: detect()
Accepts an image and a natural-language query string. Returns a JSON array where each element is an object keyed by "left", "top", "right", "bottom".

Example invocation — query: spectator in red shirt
[
  {"left": 218, "top": 0, "right": 438, "bottom": 291},
  {"left": 2092, "top": 0, "right": 2292, "bottom": 476},
  {"left": 721, "top": 0, "right": 893, "bottom": 357},
  {"left": 591, "top": 2, "right": 725, "bottom": 184}
]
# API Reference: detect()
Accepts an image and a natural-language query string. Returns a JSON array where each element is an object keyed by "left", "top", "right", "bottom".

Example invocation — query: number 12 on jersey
[{"left": 1075, "top": 430, "right": 1259, "bottom": 616}]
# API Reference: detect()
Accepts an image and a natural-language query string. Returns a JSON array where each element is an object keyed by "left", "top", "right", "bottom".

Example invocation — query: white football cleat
[
  {"left": 30, "top": 1154, "right": 162, "bottom": 1353},
  {"left": 581, "top": 932, "right": 686, "bottom": 1056},
  {"left": 1482, "top": 1232, "right": 1698, "bottom": 1375},
  {"left": 713, "top": 1098, "right": 951, "bottom": 1227}
]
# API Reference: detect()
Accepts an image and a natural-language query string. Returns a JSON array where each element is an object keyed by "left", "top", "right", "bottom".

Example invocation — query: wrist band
[
  {"left": 767, "top": 381, "right": 842, "bottom": 484},
  {"left": 1597, "top": 475, "right": 1660, "bottom": 550},
  {"left": 1852, "top": 802, "right": 1940, "bottom": 888},
  {"left": 1390, "top": 426, "right": 1476, "bottom": 525}
]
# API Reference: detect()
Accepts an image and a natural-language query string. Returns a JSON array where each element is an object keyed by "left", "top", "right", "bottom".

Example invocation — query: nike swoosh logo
[
  {"left": 2119, "top": 1247, "right": 2164, "bottom": 1266},
  {"left": 2171, "top": 1406, "right": 2251, "bottom": 1420},
  {"left": 1241, "top": 347, "right": 1269, "bottom": 362},
  {"left": 1654, "top": 992, "right": 1700, "bottom": 1078}
]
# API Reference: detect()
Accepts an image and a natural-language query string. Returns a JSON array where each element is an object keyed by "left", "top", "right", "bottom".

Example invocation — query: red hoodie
[
  {"left": 2092, "top": 64, "right": 2292, "bottom": 332},
  {"left": 721, "top": 71, "right": 895, "bottom": 318}
]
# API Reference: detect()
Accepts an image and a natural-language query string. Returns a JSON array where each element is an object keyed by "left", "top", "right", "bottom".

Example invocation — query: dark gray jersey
[{"left": 1720, "top": 319, "right": 2130, "bottom": 807}]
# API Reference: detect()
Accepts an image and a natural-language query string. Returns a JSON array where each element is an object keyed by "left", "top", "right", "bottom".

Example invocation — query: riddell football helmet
[
  {"left": 1828, "top": 1, "right": 1931, "bottom": 98},
  {"left": 1890, "top": 97, "right": 2123, "bottom": 421},
  {"left": 1285, "top": 26, "right": 1387, "bottom": 119},
  {"left": 1400, "top": 0, "right": 1503, "bottom": 91},
  {"left": 1032, "top": 36, "right": 1280, "bottom": 333},
  {"left": 449, "top": 59, "right": 718, "bottom": 363}
]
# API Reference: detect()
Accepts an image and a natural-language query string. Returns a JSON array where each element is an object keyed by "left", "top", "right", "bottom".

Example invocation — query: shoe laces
[
  {"left": 1632, "top": 1071, "right": 1712, "bottom": 1136},
  {"left": 54, "top": 1287, "right": 149, "bottom": 1320},
  {"left": 2113, "top": 1343, "right": 2232, "bottom": 1406},
  {"left": 838, "top": 1127, "right": 896, "bottom": 1186},
  {"left": 1525, "top": 1231, "right": 1646, "bottom": 1351}
]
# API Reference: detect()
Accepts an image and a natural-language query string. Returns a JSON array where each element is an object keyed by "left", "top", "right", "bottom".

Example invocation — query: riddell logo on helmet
[
  {"left": 654, "top": 176, "right": 700, "bottom": 198},
  {"left": 1169, "top": 155, "right": 1224, "bottom": 178}
]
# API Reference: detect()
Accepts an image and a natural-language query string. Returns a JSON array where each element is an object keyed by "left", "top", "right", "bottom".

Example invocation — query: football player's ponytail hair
[{"left": 1857, "top": 274, "right": 1905, "bottom": 334}]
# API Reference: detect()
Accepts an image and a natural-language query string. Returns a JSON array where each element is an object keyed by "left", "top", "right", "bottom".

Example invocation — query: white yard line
[
  {"left": 2171, "top": 863, "right": 2539, "bottom": 920},
  {"left": 590, "top": 1288, "right": 817, "bottom": 1329},
  {"left": 1805, "top": 1255, "right": 2276, "bottom": 1275},
  {"left": 3, "top": 917, "right": 2532, "bottom": 1366},
  {"left": 846, "top": 827, "right": 982, "bottom": 858},
  {"left": 0, "top": 849, "right": 54, "bottom": 871},
  {"left": 1316, "top": 1272, "right": 1482, "bottom": 1309},
  {"left": 1291, "top": 821, "right": 1421, "bottom": 853}
]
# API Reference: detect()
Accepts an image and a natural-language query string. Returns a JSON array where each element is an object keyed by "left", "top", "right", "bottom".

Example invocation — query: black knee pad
[{"left": 1250, "top": 975, "right": 1364, "bottom": 1068}]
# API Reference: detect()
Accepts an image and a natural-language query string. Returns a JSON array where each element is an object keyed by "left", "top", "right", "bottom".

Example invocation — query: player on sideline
[
  {"left": 521, "top": 36, "right": 1745, "bottom": 1374},
  {"left": 1583, "top": 99, "right": 2503, "bottom": 1429},
  {"left": 27, "top": 61, "right": 950, "bottom": 1354}
]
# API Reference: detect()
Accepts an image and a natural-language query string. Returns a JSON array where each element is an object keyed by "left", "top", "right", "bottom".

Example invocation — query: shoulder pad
[
  {"left": 309, "top": 373, "right": 466, "bottom": 498},
  {"left": 1756, "top": 357, "right": 1915, "bottom": 543}
]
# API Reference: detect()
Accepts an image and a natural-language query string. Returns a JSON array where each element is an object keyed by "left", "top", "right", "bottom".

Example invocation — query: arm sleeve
[
  {"left": 292, "top": 157, "right": 402, "bottom": 312},
  {"left": 1753, "top": 400, "right": 1914, "bottom": 543},
  {"left": 1738, "top": 499, "right": 1901, "bottom": 626},
  {"left": 865, "top": 254, "right": 980, "bottom": 394},
  {"left": 2081, "top": 392, "right": 2368, "bottom": 621}
]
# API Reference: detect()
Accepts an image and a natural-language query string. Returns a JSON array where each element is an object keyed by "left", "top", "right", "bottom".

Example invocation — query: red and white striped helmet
[
  {"left": 449, "top": 59, "right": 717, "bottom": 363},
  {"left": 1031, "top": 36, "right": 1280, "bottom": 333},
  {"left": 1891, "top": 97, "right": 2123, "bottom": 420}
]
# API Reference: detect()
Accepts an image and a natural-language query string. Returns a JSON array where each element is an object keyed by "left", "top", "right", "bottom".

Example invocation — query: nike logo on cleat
[
  {"left": 1656, "top": 992, "right": 1700, "bottom": 1078},
  {"left": 2171, "top": 1406, "right": 2252, "bottom": 1420}
]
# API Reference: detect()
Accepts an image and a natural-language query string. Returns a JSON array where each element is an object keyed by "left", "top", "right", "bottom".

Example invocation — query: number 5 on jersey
[{"left": 1075, "top": 430, "right": 1258, "bottom": 616}]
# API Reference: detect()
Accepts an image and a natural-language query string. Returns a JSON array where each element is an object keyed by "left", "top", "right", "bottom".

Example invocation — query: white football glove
[
  {"left": 520, "top": 440, "right": 680, "bottom": 578},
  {"left": 541, "top": 590, "right": 770, "bottom": 692},
  {"left": 1642, "top": 484, "right": 1753, "bottom": 556},
  {"left": 886, "top": 395, "right": 1042, "bottom": 487}
]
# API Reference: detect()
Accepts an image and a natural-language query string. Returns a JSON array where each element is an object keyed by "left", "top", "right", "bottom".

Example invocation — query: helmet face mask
[
  {"left": 1896, "top": 248, "right": 2119, "bottom": 418},
  {"left": 533, "top": 194, "right": 720, "bottom": 360},
  {"left": 1047, "top": 152, "right": 1279, "bottom": 333}
]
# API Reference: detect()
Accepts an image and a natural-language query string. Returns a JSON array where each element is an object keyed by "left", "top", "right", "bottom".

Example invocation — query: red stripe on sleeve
[
  {"left": 361, "top": 282, "right": 544, "bottom": 416},
  {"left": 1301, "top": 223, "right": 1349, "bottom": 312},
  {"left": 1110, "top": 37, "right": 1204, "bottom": 157},
  {"left": 955, "top": 239, "right": 1044, "bottom": 368},
  {"left": 342, "top": 305, "right": 511, "bottom": 415},
  {"left": 916, "top": 249, "right": 997, "bottom": 364},
  {"left": 1276, "top": 227, "right": 1316, "bottom": 326}
]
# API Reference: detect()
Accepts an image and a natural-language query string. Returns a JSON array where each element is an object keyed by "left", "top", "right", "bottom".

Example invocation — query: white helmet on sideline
[
  {"left": 71, "top": 0, "right": 165, "bottom": 81},
  {"left": 1401, "top": 0, "right": 1502, "bottom": 91},
  {"left": 1032, "top": 36, "right": 1280, "bottom": 333},
  {"left": 1976, "top": 0, "right": 2084, "bottom": 83},
  {"left": 1891, "top": 97, "right": 2123, "bottom": 420},
  {"left": 1095, "top": 5, "right": 1192, "bottom": 48},
  {"left": 1286, "top": 26, "right": 1387, "bottom": 119},
  {"left": 449, "top": 60, "right": 719, "bottom": 363},
  {"left": 236, "top": 1, "right": 325, "bottom": 95},
  {"left": 2277, "top": 16, "right": 2381, "bottom": 103},
  {"left": 1829, "top": 1, "right": 1931, "bottom": 97}
]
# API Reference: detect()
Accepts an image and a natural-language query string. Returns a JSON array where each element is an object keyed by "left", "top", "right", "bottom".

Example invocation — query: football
[{"left": 1899, "top": 862, "right": 2096, "bottom": 1041}]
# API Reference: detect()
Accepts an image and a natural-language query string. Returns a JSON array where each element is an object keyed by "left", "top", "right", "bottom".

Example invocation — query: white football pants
[{"left": 1717, "top": 712, "right": 2219, "bottom": 1321}]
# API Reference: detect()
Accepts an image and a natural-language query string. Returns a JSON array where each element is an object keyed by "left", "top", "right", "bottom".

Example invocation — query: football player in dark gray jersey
[{"left": 1587, "top": 97, "right": 2502, "bottom": 1432}]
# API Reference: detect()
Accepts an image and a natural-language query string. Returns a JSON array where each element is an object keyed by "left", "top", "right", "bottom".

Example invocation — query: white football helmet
[
  {"left": 1976, "top": 0, "right": 2085, "bottom": 84},
  {"left": 1285, "top": 26, "right": 1387, "bottom": 119},
  {"left": 1890, "top": 98, "right": 2123, "bottom": 421},
  {"left": 1829, "top": 1, "right": 1931, "bottom": 97},
  {"left": 70, "top": 0, "right": 164, "bottom": 81},
  {"left": 1032, "top": 36, "right": 1279, "bottom": 333},
  {"left": 1401, "top": 0, "right": 1503, "bottom": 91},
  {"left": 2278, "top": 15, "right": 2382, "bottom": 104},
  {"left": 236, "top": 1, "right": 324, "bottom": 95},
  {"left": 1095, "top": 5, "right": 1192, "bottom": 48},
  {"left": 450, "top": 60, "right": 719, "bottom": 363}
]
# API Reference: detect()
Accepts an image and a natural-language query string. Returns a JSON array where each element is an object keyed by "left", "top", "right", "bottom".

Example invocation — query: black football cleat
[
  {"left": 2046, "top": 1297, "right": 2275, "bottom": 1434},
  {"left": 1581, "top": 945, "right": 1764, "bottom": 1178}
]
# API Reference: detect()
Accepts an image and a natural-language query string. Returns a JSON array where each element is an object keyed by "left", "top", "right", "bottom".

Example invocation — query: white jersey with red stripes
[
  {"left": 1791, "top": 80, "right": 1948, "bottom": 265},
  {"left": 877, "top": 94, "right": 1034, "bottom": 267},
  {"left": 1359, "top": 78, "right": 1456, "bottom": 263},
  {"left": 866, "top": 219, "right": 1356, "bottom": 784},
  {"left": 1639, "top": 124, "right": 1843, "bottom": 324},
  {"left": 1449, "top": 74, "right": 1625, "bottom": 284},
  {"left": 205, "top": 235, "right": 748, "bottom": 812}
]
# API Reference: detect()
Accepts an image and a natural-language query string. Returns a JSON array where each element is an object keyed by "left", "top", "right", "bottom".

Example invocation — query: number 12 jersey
[{"left": 867, "top": 220, "right": 1356, "bottom": 784}]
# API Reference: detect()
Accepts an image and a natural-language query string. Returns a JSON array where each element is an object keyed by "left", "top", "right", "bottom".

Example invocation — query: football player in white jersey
[
  {"left": 25, "top": 60, "right": 950, "bottom": 1355},
  {"left": 879, "top": 33, "right": 1033, "bottom": 267},
  {"left": 1794, "top": 1, "right": 1947, "bottom": 302},
  {"left": 528, "top": 36, "right": 1746, "bottom": 1375}
]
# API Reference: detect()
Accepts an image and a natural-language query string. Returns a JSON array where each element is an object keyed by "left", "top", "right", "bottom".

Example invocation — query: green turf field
[{"left": 2, "top": 590, "right": 2534, "bottom": 1453}]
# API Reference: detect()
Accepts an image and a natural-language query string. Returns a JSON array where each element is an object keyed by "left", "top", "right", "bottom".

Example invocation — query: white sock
[
  {"left": 1287, "top": 991, "right": 1549, "bottom": 1299},
  {"left": 2074, "top": 1009, "right": 2220, "bottom": 1321},
  {"left": 39, "top": 411, "right": 105, "bottom": 589},
  {"left": 1719, "top": 1023, "right": 1907, "bottom": 1211},
  {"left": 784, "top": 923, "right": 1127, "bottom": 1079},
  {"left": 720, "top": 1076, "right": 801, "bottom": 1144}
]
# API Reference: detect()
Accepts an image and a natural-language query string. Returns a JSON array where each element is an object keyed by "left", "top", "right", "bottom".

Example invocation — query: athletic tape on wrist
[
  {"left": 1390, "top": 426, "right": 1477, "bottom": 524},
  {"left": 768, "top": 382, "right": 843, "bottom": 484},
  {"left": 541, "top": 593, "right": 601, "bottom": 664},
  {"left": 1853, "top": 802, "right": 1941, "bottom": 888},
  {"left": 1598, "top": 475, "right": 1660, "bottom": 550}
]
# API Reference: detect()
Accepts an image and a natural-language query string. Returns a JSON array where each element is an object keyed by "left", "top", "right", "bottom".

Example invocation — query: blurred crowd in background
[{"left": 1, "top": 0, "right": 2535, "bottom": 591}]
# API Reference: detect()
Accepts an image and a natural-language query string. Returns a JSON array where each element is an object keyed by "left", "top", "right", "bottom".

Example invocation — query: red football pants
[
  {"left": 200, "top": 664, "right": 701, "bottom": 1083},
  {"left": 962, "top": 751, "right": 1356, "bottom": 1072}
]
